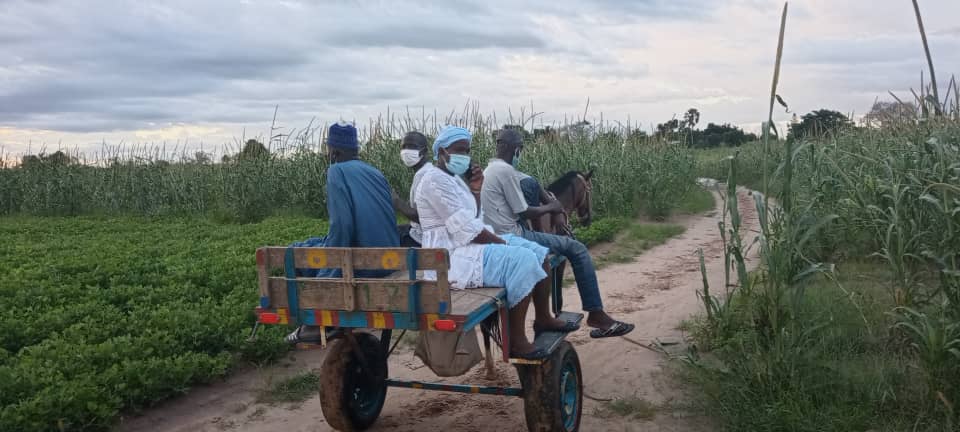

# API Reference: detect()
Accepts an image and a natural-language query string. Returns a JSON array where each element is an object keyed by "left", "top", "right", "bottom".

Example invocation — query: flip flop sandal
[
  {"left": 533, "top": 320, "right": 581, "bottom": 338},
  {"left": 510, "top": 347, "right": 551, "bottom": 360},
  {"left": 589, "top": 321, "right": 635, "bottom": 339}
]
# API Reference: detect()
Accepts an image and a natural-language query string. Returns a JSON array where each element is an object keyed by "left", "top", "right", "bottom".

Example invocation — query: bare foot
[
  {"left": 533, "top": 317, "right": 570, "bottom": 331},
  {"left": 510, "top": 340, "right": 537, "bottom": 356}
]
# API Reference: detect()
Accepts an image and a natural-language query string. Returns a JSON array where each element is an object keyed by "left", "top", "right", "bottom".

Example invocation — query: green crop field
[{"left": 0, "top": 217, "right": 325, "bottom": 431}]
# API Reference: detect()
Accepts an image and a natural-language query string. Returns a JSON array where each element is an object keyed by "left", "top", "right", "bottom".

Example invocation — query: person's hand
[
  {"left": 548, "top": 200, "right": 564, "bottom": 214},
  {"left": 493, "top": 235, "right": 507, "bottom": 245},
  {"left": 544, "top": 191, "right": 561, "bottom": 206},
  {"left": 468, "top": 164, "right": 484, "bottom": 192}
]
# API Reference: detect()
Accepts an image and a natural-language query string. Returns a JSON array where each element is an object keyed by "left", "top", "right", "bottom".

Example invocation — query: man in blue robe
[{"left": 287, "top": 122, "right": 400, "bottom": 343}]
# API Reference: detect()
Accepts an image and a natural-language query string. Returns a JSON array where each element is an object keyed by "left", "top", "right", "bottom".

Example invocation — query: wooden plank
[
  {"left": 261, "top": 247, "right": 449, "bottom": 272},
  {"left": 255, "top": 248, "right": 270, "bottom": 300},
  {"left": 355, "top": 280, "right": 448, "bottom": 313},
  {"left": 340, "top": 249, "right": 355, "bottom": 310},
  {"left": 450, "top": 288, "right": 505, "bottom": 316},
  {"left": 265, "top": 278, "right": 451, "bottom": 313},
  {"left": 263, "top": 247, "right": 344, "bottom": 270},
  {"left": 266, "top": 278, "right": 351, "bottom": 310},
  {"left": 349, "top": 248, "right": 449, "bottom": 271}
]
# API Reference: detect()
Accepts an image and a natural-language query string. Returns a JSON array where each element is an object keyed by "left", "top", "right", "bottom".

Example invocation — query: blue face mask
[
  {"left": 445, "top": 153, "right": 471, "bottom": 176},
  {"left": 512, "top": 151, "right": 521, "bottom": 169}
]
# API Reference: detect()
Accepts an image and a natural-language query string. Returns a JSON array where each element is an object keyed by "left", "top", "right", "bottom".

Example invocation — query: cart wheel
[
  {"left": 319, "top": 332, "right": 388, "bottom": 431},
  {"left": 516, "top": 341, "right": 582, "bottom": 432}
]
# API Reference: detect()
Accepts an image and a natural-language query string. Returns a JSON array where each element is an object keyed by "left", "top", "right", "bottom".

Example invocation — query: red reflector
[
  {"left": 259, "top": 312, "right": 280, "bottom": 324},
  {"left": 434, "top": 319, "right": 456, "bottom": 331}
]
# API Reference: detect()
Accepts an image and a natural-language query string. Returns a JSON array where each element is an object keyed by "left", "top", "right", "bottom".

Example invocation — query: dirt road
[{"left": 117, "top": 189, "right": 759, "bottom": 432}]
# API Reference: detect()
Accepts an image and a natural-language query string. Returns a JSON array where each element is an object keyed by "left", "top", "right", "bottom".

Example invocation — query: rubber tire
[
  {"left": 318, "top": 333, "right": 388, "bottom": 431},
  {"left": 515, "top": 341, "right": 583, "bottom": 432}
]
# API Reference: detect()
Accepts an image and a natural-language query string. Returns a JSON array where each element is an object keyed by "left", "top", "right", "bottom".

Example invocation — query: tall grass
[
  {"left": 686, "top": 2, "right": 960, "bottom": 429},
  {"left": 0, "top": 111, "right": 697, "bottom": 222},
  {"left": 689, "top": 119, "right": 960, "bottom": 432}
]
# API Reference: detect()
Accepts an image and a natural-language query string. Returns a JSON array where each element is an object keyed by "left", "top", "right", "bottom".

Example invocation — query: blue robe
[{"left": 293, "top": 160, "right": 400, "bottom": 278}]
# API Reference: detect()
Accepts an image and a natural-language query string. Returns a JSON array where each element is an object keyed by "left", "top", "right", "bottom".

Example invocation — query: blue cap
[{"left": 328, "top": 123, "right": 359, "bottom": 150}]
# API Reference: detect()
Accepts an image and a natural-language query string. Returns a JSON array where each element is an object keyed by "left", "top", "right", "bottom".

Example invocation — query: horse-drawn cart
[{"left": 251, "top": 246, "right": 583, "bottom": 432}]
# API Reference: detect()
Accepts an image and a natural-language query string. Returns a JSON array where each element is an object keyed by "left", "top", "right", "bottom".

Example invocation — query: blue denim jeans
[{"left": 520, "top": 227, "right": 603, "bottom": 312}]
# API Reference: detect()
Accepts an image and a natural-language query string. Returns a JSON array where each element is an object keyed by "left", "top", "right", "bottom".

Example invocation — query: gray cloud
[
  {"left": 329, "top": 26, "right": 545, "bottom": 50},
  {"left": 584, "top": 0, "right": 712, "bottom": 18},
  {"left": 790, "top": 34, "right": 960, "bottom": 66},
  {"left": 1, "top": 0, "right": 960, "bottom": 149}
]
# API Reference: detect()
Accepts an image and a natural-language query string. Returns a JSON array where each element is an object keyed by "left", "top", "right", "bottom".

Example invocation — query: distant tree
[
  {"left": 239, "top": 139, "right": 270, "bottom": 160},
  {"left": 560, "top": 120, "right": 592, "bottom": 138},
  {"left": 48, "top": 151, "right": 76, "bottom": 165},
  {"left": 627, "top": 128, "right": 649, "bottom": 143},
  {"left": 863, "top": 101, "right": 918, "bottom": 127},
  {"left": 596, "top": 131, "right": 622, "bottom": 143},
  {"left": 20, "top": 151, "right": 77, "bottom": 168},
  {"left": 20, "top": 155, "right": 41, "bottom": 168},
  {"left": 655, "top": 119, "right": 680, "bottom": 137},
  {"left": 533, "top": 126, "right": 559, "bottom": 142},
  {"left": 694, "top": 123, "right": 758, "bottom": 148},
  {"left": 682, "top": 108, "right": 700, "bottom": 130},
  {"left": 193, "top": 151, "right": 211, "bottom": 164},
  {"left": 788, "top": 109, "right": 853, "bottom": 141}
]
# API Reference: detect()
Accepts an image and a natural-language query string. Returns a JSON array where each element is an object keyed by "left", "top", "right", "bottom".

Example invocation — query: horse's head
[
  {"left": 547, "top": 169, "right": 594, "bottom": 228},
  {"left": 574, "top": 170, "right": 594, "bottom": 227}
]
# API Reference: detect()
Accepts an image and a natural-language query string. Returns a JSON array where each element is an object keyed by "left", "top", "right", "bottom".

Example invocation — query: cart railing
[{"left": 255, "top": 247, "right": 457, "bottom": 331}]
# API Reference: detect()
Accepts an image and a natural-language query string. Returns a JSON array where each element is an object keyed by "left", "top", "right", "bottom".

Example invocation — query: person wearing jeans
[{"left": 480, "top": 129, "right": 635, "bottom": 338}]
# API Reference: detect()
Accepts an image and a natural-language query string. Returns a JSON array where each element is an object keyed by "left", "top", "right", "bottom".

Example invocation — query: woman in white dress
[{"left": 415, "top": 126, "right": 573, "bottom": 359}]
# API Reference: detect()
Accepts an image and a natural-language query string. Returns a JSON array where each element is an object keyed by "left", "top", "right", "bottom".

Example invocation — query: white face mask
[{"left": 400, "top": 149, "right": 423, "bottom": 167}]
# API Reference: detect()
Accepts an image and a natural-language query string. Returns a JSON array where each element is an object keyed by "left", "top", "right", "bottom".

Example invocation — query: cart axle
[{"left": 385, "top": 379, "right": 522, "bottom": 397}]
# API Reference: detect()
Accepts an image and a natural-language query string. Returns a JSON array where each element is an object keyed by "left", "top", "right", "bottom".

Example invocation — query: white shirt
[
  {"left": 408, "top": 163, "right": 430, "bottom": 244},
  {"left": 414, "top": 164, "right": 493, "bottom": 289}
]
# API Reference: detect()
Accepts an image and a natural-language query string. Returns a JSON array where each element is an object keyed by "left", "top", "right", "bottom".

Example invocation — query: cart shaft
[{"left": 385, "top": 379, "right": 522, "bottom": 397}]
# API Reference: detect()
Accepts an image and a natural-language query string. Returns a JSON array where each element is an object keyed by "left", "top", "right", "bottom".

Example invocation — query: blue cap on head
[
  {"left": 432, "top": 126, "right": 471, "bottom": 160},
  {"left": 328, "top": 123, "right": 359, "bottom": 150}
]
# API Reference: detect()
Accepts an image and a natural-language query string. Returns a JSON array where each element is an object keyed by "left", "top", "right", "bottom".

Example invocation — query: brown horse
[
  {"left": 526, "top": 170, "right": 594, "bottom": 236},
  {"left": 547, "top": 169, "right": 594, "bottom": 233}
]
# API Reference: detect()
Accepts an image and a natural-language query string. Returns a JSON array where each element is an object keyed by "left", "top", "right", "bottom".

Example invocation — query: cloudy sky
[{"left": 1, "top": 0, "right": 959, "bottom": 156}]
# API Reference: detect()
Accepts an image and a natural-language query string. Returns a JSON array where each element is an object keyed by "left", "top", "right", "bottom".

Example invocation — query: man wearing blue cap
[
  {"left": 286, "top": 122, "right": 400, "bottom": 344},
  {"left": 322, "top": 122, "right": 400, "bottom": 254}
]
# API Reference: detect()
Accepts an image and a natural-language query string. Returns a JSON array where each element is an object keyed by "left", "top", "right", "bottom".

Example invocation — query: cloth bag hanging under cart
[{"left": 414, "top": 328, "right": 483, "bottom": 377}]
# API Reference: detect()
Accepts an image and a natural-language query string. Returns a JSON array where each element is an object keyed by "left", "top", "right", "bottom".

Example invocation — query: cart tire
[
  {"left": 318, "top": 333, "right": 388, "bottom": 431},
  {"left": 516, "top": 341, "right": 582, "bottom": 432}
]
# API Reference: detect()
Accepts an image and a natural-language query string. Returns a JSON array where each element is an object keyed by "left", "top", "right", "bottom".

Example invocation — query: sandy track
[{"left": 116, "top": 189, "right": 759, "bottom": 432}]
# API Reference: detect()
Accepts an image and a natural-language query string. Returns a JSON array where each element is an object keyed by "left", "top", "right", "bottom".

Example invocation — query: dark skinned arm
[
  {"left": 537, "top": 184, "right": 559, "bottom": 206},
  {"left": 466, "top": 166, "right": 505, "bottom": 244},
  {"left": 391, "top": 189, "right": 419, "bottom": 223},
  {"left": 538, "top": 186, "right": 551, "bottom": 204},
  {"left": 467, "top": 164, "right": 484, "bottom": 212},
  {"left": 519, "top": 200, "right": 563, "bottom": 220},
  {"left": 473, "top": 229, "right": 507, "bottom": 245}
]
